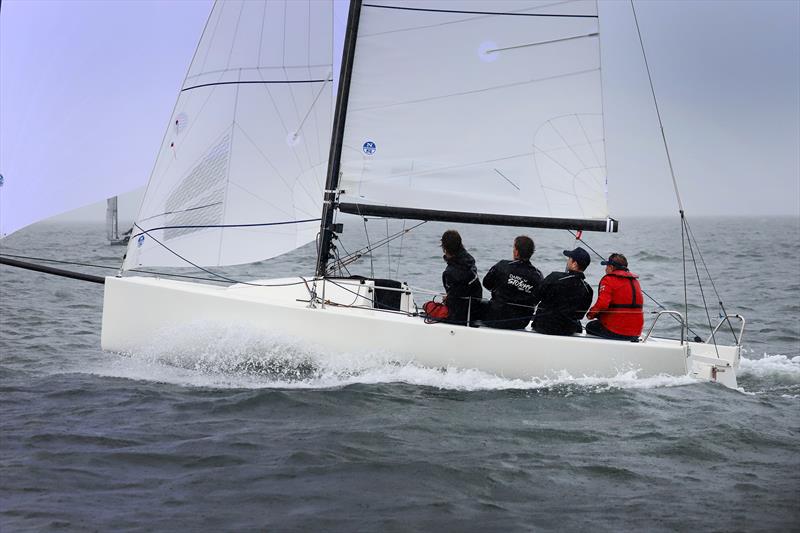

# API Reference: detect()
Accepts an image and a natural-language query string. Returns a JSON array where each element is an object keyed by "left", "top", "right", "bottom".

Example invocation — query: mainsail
[
  {"left": 124, "top": 0, "right": 335, "bottom": 269},
  {"left": 334, "top": 0, "right": 615, "bottom": 232}
]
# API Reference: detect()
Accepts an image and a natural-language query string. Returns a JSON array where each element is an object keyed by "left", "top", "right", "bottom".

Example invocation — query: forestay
[
  {"left": 337, "top": 0, "right": 614, "bottom": 231},
  {"left": 124, "top": 0, "right": 334, "bottom": 269}
]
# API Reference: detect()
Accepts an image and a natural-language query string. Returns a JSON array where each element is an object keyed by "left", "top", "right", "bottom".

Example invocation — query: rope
[
  {"left": 395, "top": 220, "right": 407, "bottom": 278},
  {"left": 362, "top": 217, "right": 375, "bottom": 278}
]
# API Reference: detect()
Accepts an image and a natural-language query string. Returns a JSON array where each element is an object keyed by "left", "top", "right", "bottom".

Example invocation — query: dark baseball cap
[
  {"left": 563, "top": 247, "right": 591, "bottom": 269},
  {"left": 601, "top": 253, "right": 628, "bottom": 270}
]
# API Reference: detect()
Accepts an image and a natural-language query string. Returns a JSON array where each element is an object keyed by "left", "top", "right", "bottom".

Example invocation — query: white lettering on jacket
[{"left": 507, "top": 274, "right": 533, "bottom": 293}]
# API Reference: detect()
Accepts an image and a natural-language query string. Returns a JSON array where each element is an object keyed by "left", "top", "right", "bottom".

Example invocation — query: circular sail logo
[
  {"left": 137, "top": 235, "right": 145, "bottom": 247},
  {"left": 362, "top": 140, "right": 376, "bottom": 155}
]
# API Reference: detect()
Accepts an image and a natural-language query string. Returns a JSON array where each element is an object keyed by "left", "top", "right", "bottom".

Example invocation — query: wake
[{"left": 82, "top": 322, "right": 798, "bottom": 393}]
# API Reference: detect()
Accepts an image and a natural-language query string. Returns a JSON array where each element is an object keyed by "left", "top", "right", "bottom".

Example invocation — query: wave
[
  {"left": 83, "top": 322, "right": 702, "bottom": 392},
  {"left": 738, "top": 354, "right": 800, "bottom": 381},
  {"left": 633, "top": 251, "right": 675, "bottom": 262}
]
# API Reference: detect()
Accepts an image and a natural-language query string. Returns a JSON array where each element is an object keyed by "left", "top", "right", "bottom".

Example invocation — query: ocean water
[{"left": 1, "top": 216, "right": 798, "bottom": 531}]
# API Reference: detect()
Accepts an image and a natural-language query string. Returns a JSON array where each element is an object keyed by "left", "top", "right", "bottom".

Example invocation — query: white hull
[{"left": 101, "top": 276, "right": 740, "bottom": 388}]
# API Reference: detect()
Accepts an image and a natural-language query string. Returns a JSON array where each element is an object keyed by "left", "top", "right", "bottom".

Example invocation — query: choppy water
[{"left": 1, "top": 216, "right": 798, "bottom": 531}]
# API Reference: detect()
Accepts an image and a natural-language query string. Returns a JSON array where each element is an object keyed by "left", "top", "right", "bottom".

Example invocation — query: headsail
[
  {"left": 335, "top": 0, "right": 616, "bottom": 232},
  {"left": 124, "top": 0, "right": 335, "bottom": 269}
]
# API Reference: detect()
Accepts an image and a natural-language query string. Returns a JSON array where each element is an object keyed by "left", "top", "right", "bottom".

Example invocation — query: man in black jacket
[
  {"left": 440, "top": 230, "right": 482, "bottom": 325},
  {"left": 482, "top": 235, "right": 543, "bottom": 329},
  {"left": 532, "top": 247, "right": 594, "bottom": 336}
]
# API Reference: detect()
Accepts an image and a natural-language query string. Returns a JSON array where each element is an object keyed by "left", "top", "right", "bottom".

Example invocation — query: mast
[{"left": 316, "top": 0, "right": 362, "bottom": 278}]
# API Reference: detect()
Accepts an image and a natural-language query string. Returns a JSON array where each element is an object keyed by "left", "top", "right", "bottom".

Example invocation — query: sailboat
[
  {"left": 106, "top": 196, "right": 132, "bottom": 246},
  {"left": 11, "top": 0, "right": 748, "bottom": 387}
]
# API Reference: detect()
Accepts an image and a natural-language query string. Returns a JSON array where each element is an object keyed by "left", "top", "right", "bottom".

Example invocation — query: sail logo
[
  {"left": 137, "top": 235, "right": 145, "bottom": 247},
  {"left": 362, "top": 141, "right": 376, "bottom": 155}
]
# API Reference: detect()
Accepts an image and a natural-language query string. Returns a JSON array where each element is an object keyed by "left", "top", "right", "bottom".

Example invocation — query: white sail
[
  {"left": 337, "top": 0, "right": 610, "bottom": 228},
  {"left": 123, "top": 0, "right": 334, "bottom": 269}
]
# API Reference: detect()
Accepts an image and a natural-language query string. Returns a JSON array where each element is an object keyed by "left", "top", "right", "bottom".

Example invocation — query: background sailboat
[{"left": 106, "top": 197, "right": 132, "bottom": 246}]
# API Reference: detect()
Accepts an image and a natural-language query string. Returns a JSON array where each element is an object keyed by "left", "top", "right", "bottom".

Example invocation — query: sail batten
[
  {"left": 360, "top": 3, "right": 598, "bottom": 18},
  {"left": 182, "top": 79, "right": 332, "bottom": 93}
]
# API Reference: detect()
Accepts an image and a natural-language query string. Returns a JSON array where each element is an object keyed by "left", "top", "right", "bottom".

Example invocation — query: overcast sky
[{"left": 1, "top": 0, "right": 798, "bottom": 229}]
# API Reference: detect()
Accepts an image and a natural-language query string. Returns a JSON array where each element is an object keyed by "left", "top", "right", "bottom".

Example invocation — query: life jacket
[{"left": 589, "top": 270, "right": 644, "bottom": 337}]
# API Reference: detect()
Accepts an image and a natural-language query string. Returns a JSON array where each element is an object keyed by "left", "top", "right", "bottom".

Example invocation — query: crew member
[
  {"left": 440, "top": 230, "right": 482, "bottom": 325},
  {"left": 532, "top": 247, "right": 594, "bottom": 336},
  {"left": 482, "top": 235, "right": 543, "bottom": 329},
  {"left": 585, "top": 253, "right": 644, "bottom": 341}
]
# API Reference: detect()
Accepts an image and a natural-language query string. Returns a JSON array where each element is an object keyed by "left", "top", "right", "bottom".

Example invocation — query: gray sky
[{"left": 3, "top": 0, "right": 799, "bottom": 228}]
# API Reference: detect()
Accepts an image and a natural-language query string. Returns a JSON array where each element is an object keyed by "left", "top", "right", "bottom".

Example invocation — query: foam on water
[
  {"left": 738, "top": 354, "right": 800, "bottom": 379},
  {"left": 85, "top": 322, "right": 702, "bottom": 392},
  {"left": 736, "top": 354, "right": 800, "bottom": 397}
]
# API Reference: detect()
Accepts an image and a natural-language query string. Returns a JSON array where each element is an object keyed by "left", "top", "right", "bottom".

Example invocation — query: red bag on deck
[{"left": 423, "top": 300, "right": 449, "bottom": 322}]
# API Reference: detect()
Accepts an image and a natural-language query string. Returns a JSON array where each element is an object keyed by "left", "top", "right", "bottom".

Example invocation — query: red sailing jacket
[{"left": 588, "top": 270, "right": 644, "bottom": 337}]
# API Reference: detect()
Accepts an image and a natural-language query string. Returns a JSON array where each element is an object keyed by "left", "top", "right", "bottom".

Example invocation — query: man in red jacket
[{"left": 585, "top": 253, "right": 644, "bottom": 341}]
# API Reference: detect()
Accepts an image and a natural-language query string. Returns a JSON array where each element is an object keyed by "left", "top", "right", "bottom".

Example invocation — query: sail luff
[{"left": 316, "top": 0, "right": 363, "bottom": 277}]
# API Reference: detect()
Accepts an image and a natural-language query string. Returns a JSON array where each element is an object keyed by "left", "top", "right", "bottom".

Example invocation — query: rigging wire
[
  {"left": 386, "top": 218, "right": 391, "bottom": 273},
  {"left": 394, "top": 220, "right": 408, "bottom": 278},
  {"left": 683, "top": 217, "right": 720, "bottom": 355},
  {"left": 629, "top": 0, "right": 728, "bottom": 343},
  {"left": 362, "top": 217, "right": 375, "bottom": 278},
  {"left": 129, "top": 223, "right": 314, "bottom": 287},
  {"left": 681, "top": 214, "right": 690, "bottom": 339},
  {"left": 566, "top": 230, "right": 705, "bottom": 340},
  {"left": 630, "top": 1, "right": 684, "bottom": 213},
  {"left": 683, "top": 217, "right": 739, "bottom": 342}
]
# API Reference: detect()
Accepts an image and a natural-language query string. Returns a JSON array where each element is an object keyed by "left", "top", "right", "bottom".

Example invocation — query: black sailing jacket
[
  {"left": 482, "top": 259, "right": 543, "bottom": 329},
  {"left": 442, "top": 249, "right": 482, "bottom": 324},
  {"left": 532, "top": 270, "right": 594, "bottom": 335}
]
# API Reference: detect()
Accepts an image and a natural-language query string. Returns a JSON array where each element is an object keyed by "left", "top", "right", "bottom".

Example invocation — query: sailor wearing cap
[
  {"left": 531, "top": 247, "right": 594, "bottom": 336},
  {"left": 585, "top": 253, "right": 644, "bottom": 341}
]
